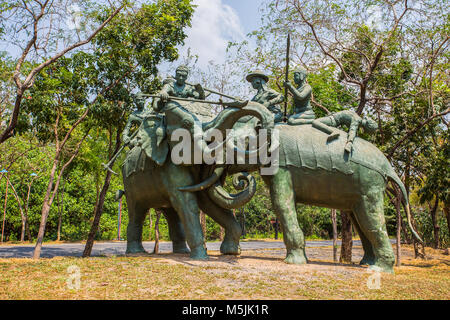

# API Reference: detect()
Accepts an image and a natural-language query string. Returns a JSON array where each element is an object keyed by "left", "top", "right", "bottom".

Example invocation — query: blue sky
[
  {"left": 224, "top": 0, "right": 266, "bottom": 34},
  {"left": 1, "top": 0, "right": 267, "bottom": 72},
  {"left": 176, "top": 0, "right": 267, "bottom": 69}
]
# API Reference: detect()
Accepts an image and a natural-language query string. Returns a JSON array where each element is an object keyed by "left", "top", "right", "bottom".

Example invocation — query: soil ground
[{"left": 0, "top": 243, "right": 448, "bottom": 299}]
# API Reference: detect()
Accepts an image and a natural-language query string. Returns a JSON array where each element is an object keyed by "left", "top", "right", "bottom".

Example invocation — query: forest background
[{"left": 0, "top": 0, "right": 448, "bottom": 257}]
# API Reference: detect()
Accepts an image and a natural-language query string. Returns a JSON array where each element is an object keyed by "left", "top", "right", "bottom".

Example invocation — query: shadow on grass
[
  {"left": 119, "top": 251, "right": 368, "bottom": 271},
  {"left": 400, "top": 259, "right": 450, "bottom": 268}
]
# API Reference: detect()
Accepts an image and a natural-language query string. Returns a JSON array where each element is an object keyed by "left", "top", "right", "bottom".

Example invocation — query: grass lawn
[{"left": 0, "top": 244, "right": 448, "bottom": 300}]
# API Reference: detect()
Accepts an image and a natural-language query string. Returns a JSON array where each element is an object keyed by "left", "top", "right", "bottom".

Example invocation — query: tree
[
  {"left": 0, "top": 0, "right": 124, "bottom": 143},
  {"left": 233, "top": 0, "right": 449, "bottom": 255},
  {"left": 417, "top": 129, "right": 449, "bottom": 248},
  {"left": 21, "top": 54, "right": 94, "bottom": 258}
]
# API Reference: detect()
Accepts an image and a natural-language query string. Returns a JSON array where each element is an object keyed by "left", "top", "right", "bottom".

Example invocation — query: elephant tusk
[{"left": 178, "top": 166, "right": 225, "bottom": 192}]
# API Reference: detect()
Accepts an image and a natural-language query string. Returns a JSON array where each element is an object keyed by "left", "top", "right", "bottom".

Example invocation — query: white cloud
[{"left": 180, "top": 0, "right": 245, "bottom": 69}]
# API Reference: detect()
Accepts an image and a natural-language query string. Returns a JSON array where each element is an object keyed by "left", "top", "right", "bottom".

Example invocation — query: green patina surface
[{"left": 118, "top": 66, "right": 417, "bottom": 273}]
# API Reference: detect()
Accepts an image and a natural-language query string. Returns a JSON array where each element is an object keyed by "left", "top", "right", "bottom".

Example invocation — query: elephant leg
[
  {"left": 268, "top": 167, "right": 307, "bottom": 264},
  {"left": 347, "top": 211, "right": 375, "bottom": 266},
  {"left": 163, "top": 164, "right": 208, "bottom": 260},
  {"left": 197, "top": 191, "right": 242, "bottom": 255},
  {"left": 160, "top": 207, "right": 190, "bottom": 254},
  {"left": 126, "top": 200, "right": 148, "bottom": 254},
  {"left": 353, "top": 190, "right": 395, "bottom": 273}
]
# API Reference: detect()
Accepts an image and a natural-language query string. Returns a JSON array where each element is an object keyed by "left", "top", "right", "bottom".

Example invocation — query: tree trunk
[
  {"left": 25, "top": 181, "right": 33, "bottom": 241},
  {"left": 6, "top": 177, "right": 26, "bottom": 241},
  {"left": 1, "top": 180, "right": 9, "bottom": 242},
  {"left": 340, "top": 210, "right": 353, "bottom": 263},
  {"left": 0, "top": 92, "right": 23, "bottom": 143},
  {"left": 394, "top": 192, "right": 402, "bottom": 267},
  {"left": 33, "top": 158, "right": 60, "bottom": 259},
  {"left": 240, "top": 208, "right": 246, "bottom": 238},
  {"left": 34, "top": 127, "right": 89, "bottom": 259},
  {"left": 82, "top": 170, "right": 113, "bottom": 256},
  {"left": 406, "top": 203, "right": 426, "bottom": 259},
  {"left": 331, "top": 209, "right": 337, "bottom": 262},
  {"left": 56, "top": 186, "right": 61, "bottom": 241},
  {"left": 200, "top": 211, "right": 206, "bottom": 245},
  {"left": 82, "top": 128, "right": 121, "bottom": 257},
  {"left": 219, "top": 227, "right": 225, "bottom": 242},
  {"left": 401, "top": 216, "right": 411, "bottom": 244},
  {"left": 148, "top": 210, "right": 153, "bottom": 241},
  {"left": 444, "top": 205, "right": 450, "bottom": 241},
  {"left": 57, "top": 179, "right": 65, "bottom": 241},
  {"left": 153, "top": 210, "right": 161, "bottom": 254},
  {"left": 430, "top": 196, "right": 440, "bottom": 249}
]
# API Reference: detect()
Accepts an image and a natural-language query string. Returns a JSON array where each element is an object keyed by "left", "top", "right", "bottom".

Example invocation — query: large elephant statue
[
  {"left": 184, "top": 123, "right": 421, "bottom": 273},
  {"left": 121, "top": 99, "right": 274, "bottom": 260}
]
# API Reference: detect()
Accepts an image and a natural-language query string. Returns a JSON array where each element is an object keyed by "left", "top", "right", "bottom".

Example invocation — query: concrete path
[{"left": 0, "top": 239, "right": 368, "bottom": 258}]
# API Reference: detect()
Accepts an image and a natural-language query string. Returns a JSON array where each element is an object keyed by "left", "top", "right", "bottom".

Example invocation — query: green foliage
[
  {"left": 0, "top": 0, "right": 194, "bottom": 243},
  {"left": 0, "top": 0, "right": 447, "bottom": 250}
]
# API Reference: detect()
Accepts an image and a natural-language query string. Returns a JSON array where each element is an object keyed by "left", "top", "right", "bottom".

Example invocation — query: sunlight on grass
[{"left": 0, "top": 245, "right": 448, "bottom": 300}]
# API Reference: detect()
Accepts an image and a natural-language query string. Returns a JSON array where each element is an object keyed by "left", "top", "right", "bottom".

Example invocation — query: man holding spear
[{"left": 282, "top": 34, "right": 316, "bottom": 125}]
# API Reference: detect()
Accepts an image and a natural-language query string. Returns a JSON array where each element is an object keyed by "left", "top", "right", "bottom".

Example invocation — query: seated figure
[
  {"left": 312, "top": 110, "right": 378, "bottom": 153},
  {"left": 154, "top": 65, "right": 205, "bottom": 126},
  {"left": 284, "top": 67, "right": 316, "bottom": 125},
  {"left": 246, "top": 70, "right": 284, "bottom": 123},
  {"left": 154, "top": 65, "right": 204, "bottom": 112},
  {"left": 154, "top": 65, "right": 208, "bottom": 155},
  {"left": 123, "top": 92, "right": 148, "bottom": 148}
]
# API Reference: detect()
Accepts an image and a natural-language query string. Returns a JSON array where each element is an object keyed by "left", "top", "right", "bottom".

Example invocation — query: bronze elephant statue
[
  {"left": 183, "top": 123, "right": 421, "bottom": 273},
  {"left": 121, "top": 100, "right": 274, "bottom": 260}
]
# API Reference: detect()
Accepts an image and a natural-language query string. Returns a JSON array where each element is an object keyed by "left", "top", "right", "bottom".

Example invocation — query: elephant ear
[{"left": 140, "top": 115, "right": 169, "bottom": 166}]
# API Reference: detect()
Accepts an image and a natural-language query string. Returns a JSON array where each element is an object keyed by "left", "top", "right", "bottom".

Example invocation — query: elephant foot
[
  {"left": 173, "top": 242, "right": 190, "bottom": 254},
  {"left": 359, "top": 255, "right": 376, "bottom": 266},
  {"left": 126, "top": 241, "right": 147, "bottom": 254},
  {"left": 190, "top": 246, "right": 209, "bottom": 260},
  {"left": 369, "top": 257, "right": 395, "bottom": 274},
  {"left": 220, "top": 241, "right": 241, "bottom": 255},
  {"left": 284, "top": 249, "right": 307, "bottom": 265}
]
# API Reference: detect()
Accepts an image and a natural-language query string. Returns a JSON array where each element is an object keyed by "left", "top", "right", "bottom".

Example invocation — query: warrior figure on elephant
[
  {"left": 122, "top": 92, "right": 150, "bottom": 149},
  {"left": 284, "top": 67, "right": 316, "bottom": 125},
  {"left": 312, "top": 110, "right": 378, "bottom": 153},
  {"left": 246, "top": 70, "right": 284, "bottom": 123},
  {"left": 153, "top": 65, "right": 212, "bottom": 155}
]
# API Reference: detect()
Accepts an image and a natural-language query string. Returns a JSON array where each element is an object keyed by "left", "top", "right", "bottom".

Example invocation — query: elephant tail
[{"left": 387, "top": 172, "right": 423, "bottom": 244}]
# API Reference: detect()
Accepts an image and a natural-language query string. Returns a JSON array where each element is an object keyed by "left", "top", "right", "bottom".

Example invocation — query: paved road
[{"left": 0, "top": 240, "right": 368, "bottom": 258}]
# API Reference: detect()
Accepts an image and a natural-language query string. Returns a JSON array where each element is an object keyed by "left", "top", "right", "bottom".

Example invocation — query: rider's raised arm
[{"left": 288, "top": 83, "right": 312, "bottom": 100}]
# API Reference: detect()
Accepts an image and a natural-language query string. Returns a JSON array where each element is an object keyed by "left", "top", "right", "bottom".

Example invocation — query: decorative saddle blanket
[{"left": 277, "top": 124, "right": 387, "bottom": 177}]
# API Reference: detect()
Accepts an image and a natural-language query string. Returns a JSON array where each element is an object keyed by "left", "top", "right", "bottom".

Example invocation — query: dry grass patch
[{"left": 0, "top": 245, "right": 448, "bottom": 300}]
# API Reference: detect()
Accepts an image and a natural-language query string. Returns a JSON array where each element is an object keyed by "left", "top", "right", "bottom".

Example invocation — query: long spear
[
  {"left": 141, "top": 94, "right": 248, "bottom": 108},
  {"left": 284, "top": 33, "right": 291, "bottom": 122}
]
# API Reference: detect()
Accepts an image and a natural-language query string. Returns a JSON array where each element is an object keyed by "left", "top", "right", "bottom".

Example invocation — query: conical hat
[{"left": 246, "top": 70, "right": 269, "bottom": 83}]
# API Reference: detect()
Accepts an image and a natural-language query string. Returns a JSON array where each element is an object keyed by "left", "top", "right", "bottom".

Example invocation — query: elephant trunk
[
  {"left": 206, "top": 172, "right": 256, "bottom": 209},
  {"left": 180, "top": 101, "right": 274, "bottom": 193},
  {"left": 203, "top": 101, "right": 274, "bottom": 141}
]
